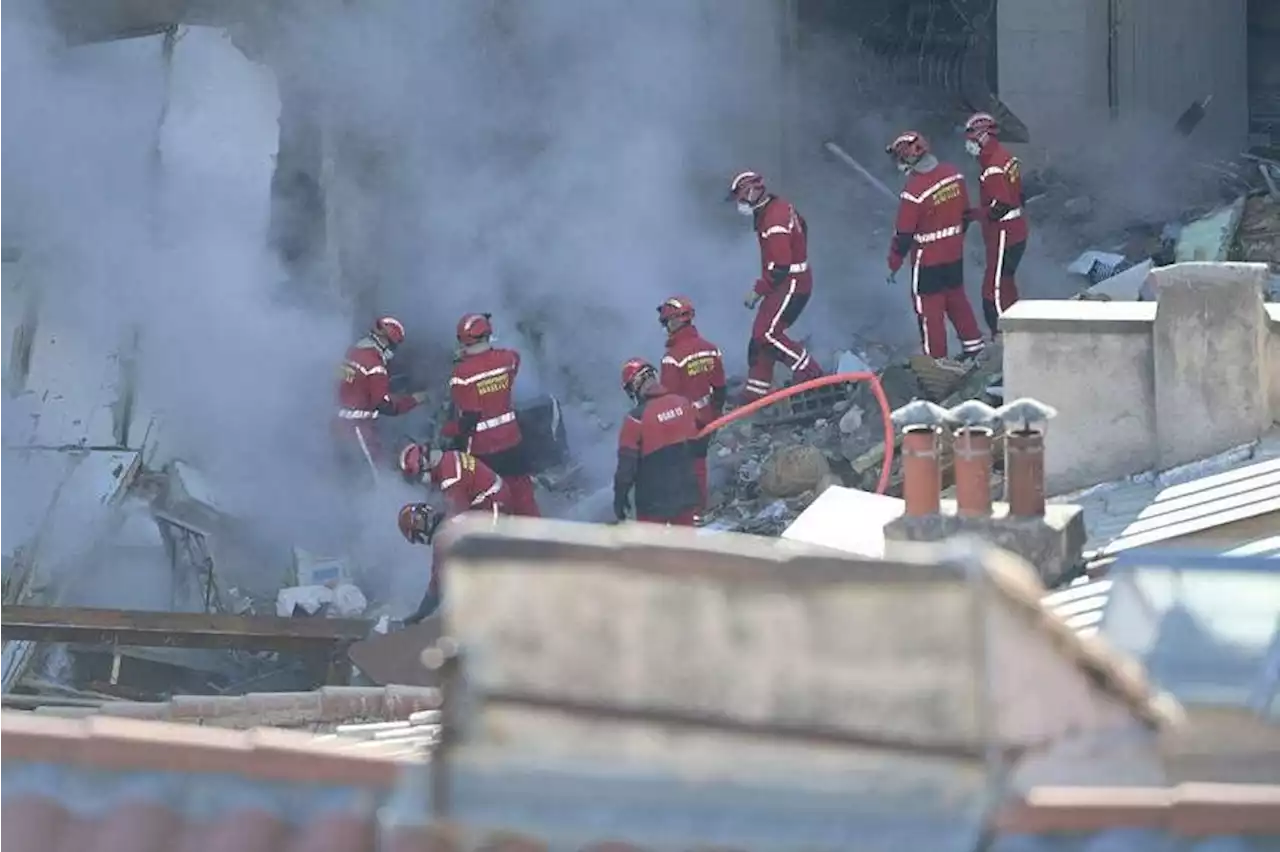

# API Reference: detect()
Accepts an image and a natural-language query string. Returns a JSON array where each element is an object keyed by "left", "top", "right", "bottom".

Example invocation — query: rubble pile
[{"left": 699, "top": 352, "right": 1004, "bottom": 535}]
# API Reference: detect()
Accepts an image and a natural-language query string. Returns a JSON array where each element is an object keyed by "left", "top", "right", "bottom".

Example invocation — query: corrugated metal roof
[{"left": 1052, "top": 435, "right": 1280, "bottom": 556}]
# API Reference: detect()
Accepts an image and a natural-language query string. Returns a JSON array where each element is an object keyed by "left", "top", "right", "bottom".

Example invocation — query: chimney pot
[
  {"left": 901, "top": 425, "right": 942, "bottom": 516},
  {"left": 1006, "top": 429, "right": 1047, "bottom": 517},
  {"left": 952, "top": 425, "right": 994, "bottom": 517},
  {"left": 995, "top": 397, "right": 1056, "bottom": 518}
]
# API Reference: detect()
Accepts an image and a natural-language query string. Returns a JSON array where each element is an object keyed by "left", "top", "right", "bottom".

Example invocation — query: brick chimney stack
[
  {"left": 994, "top": 398, "right": 1059, "bottom": 518},
  {"left": 946, "top": 400, "right": 999, "bottom": 518},
  {"left": 890, "top": 400, "right": 950, "bottom": 517}
]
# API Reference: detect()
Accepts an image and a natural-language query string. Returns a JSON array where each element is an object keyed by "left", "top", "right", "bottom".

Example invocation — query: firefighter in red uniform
[
  {"left": 885, "top": 132, "right": 986, "bottom": 362},
  {"left": 397, "top": 441, "right": 511, "bottom": 518},
  {"left": 727, "top": 171, "right": 824, "bottom": 402},
  {"left": 397, "top": 502, "right": 445, "bottom": 624},
  {"left": 657, "top": 296, "right": 726, "bottom": 514},
  {"left": 614, "top": 358, "right": 701, "bottom": 526},
  {"left": 336, "top": 316, "right": 428, "bottom": 480},
  {"left": 964, "top": 112, "right": 1029, "bottom": 338},
  {"left": 442, "top": 312, "right": 541, "bottom": 517}
]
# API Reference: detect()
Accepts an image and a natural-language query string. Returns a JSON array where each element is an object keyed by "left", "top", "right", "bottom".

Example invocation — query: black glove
[{"left": 613, "top": 491, "right": 631, "bottom": 522}]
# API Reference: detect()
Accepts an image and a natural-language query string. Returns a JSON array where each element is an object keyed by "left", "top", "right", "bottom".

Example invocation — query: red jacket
[
  {"left": 975, "top": 140, "right": 1029, "bottom": 245},
  {"left": 660, "top": 325, "right": 726, "bottom": 429},
  {"left": 429, "top": 450, "right": 510, "bottom": 516},
  {"left": 336, "top": 337, "right": 419, "bottom": 422},
  {"left": 447, "top": 346, "right": 523, "bottom": 456},
  {"left": 614, "top": 385, "right": 700, "bottom": 518},
  {"left": 752, "top": 196, "right": 812, "bottom": 297},
  {"left": 888, "top": 161, "right": 970, "bottom": 271}
]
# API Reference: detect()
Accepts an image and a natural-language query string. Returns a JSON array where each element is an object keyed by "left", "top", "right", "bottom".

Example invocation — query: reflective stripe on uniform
[
  {"left": 916, "top": 225, "right": 963, "bottom": 244},
  {"left": 338, "top": 408, "right": 379, "bottom": 420},
  {"left": 475, "top": 411, "right": 516, "bottom": 431},
  {"left": 345, "top": 361, "right": 387, "bottom": 377},
  {"left": 899, "top": 173, "right": 962, "bottom": 205},
  {"left": 980, "top": 166, "right": 1004, "bottom": 181},
  {"left": 661, "top": 349, "right": 721, "bottom": 369},
  {"left": 471, "top": 475, "right": 505, "bottom": 506},
  {"left": 994, "top": 228, "right": 1007, "bottom": 316},
  {"left": 911, "top": 252, "right": 931, "bottom": 358},
  {"left": 450, "top": 366, "right": 510, "bottom": 387},
  {"left": 763, "top": 279, "right": 805, "bottom": 368},
  {"left": 998, "top": 207, "right": 1022, "bottom": 222},
  {"left": 761, "top": 225, "right": 789, "bottom": 237}
]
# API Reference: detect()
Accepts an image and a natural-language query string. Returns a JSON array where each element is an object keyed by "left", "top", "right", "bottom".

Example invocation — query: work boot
[{"left": 956, "top": 348, "right": 983, "bottom": 365}]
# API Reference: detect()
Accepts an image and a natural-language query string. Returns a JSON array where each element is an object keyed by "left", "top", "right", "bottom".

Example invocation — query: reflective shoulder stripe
[
  {"left": 980, "top": 166, "right": 1005, "bottom": 181},
  {"left": 344, "top": 360, "right": 385, "bottom": 376},
  {"left": 903, "top": 173, "right": 962, "bottom": 204},
  {"left": 669, "top": 349, "right": 722, "bottom": 369},
  {"left": 660, "top": 355, "right": 679, "bottom": 366},
  {"left": 450, "top": 365, "right": 510, "bottom": 386},
  {"left": 760, "top": 225, "right": 789, "bottom": 238}
]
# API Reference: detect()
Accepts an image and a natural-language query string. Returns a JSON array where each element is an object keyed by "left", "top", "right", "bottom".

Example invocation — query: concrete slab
[
  {"left": 883, "top": 501, "right": 1087, "bottom": 587},
  {"left": 780, "top": 486, "right": 904, "bottom": 558}
]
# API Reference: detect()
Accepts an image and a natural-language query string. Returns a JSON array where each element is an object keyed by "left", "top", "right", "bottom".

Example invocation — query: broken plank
[{"left": 1, "top": 605, "right": 374, "bottom": 653}]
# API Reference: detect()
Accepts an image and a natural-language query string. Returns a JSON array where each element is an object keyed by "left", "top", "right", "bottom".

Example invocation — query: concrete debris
[
  {"left": 277, "top": 583, "right": 367, "bottom": 617},
  {"left": 1078, "top": 259, "right": 1155, "bottom": 302},
  {"left": 697, "top": 352, "right": 1004, "bottom": 536},
  {"left": 759, "top": 444, "right": 830, "bottom": 498},
  {"left": 1174, "top": 196, "right": 1246, "bottom": 263},
  {"left": 1237, "top": 194, "right": 1280, "bottom": 271},
  {"left": 1067, "top": 249, "right": 1129, "bottom": 282}
]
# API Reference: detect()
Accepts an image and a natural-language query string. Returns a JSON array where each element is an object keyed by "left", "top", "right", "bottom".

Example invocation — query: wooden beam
[{"left": 1, "top": 606, "right": 373, "bottom": 654}]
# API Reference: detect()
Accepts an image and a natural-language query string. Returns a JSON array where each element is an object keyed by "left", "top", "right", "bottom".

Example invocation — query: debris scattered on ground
[
  {"left": 699, "top": 350, "right": 1005, "bottom": 535},
  {"left": 1175, "top": 196, "right": 1247, "bottom": 263}
]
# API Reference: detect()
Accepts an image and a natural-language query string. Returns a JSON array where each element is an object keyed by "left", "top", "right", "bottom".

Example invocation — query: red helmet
[
  {"left": 964, "top": 112, "right": 999, "bottom": 142},
  {"left": 657, "top": 296, "right": 695, "bottom": 327},
  {"left": 886, "top": 131, "right": 929, "bottom": 165},
  {"left": 728, "top": 170, "right": 766, "bottom": 205},
  {"left": 456, "top": 312, "right": 493, "bottom": 346},
  {"left": 397, "top": 502, "right": 439, "bottom": 545},
  {"left": 373, "top": 316, "right": 406, "bottom": 347},
  {"left": 620, "top": 357, "right": 656, "bottom": 393},
  {"left": 398, "top": 442, "right": 428, "bottom": 480}
]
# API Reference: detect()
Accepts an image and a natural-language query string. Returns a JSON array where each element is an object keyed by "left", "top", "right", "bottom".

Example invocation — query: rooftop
[{"left": 1052, "top": 435, "right": 1280, "bottom": 557}]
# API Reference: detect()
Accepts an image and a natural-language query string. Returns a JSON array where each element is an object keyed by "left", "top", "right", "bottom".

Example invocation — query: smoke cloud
[{"left": 6, "top": 1, "right": 883, "bottom": 609}]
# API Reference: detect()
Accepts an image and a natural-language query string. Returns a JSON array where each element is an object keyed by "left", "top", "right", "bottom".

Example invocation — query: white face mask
[
  {"left": 736, "top": 201, "right": 754, "bottom": 216},
  {"left": 965, "top": 139, "right": 982, "bottom": 156},
  {"left": 896, "top": 161, "right": 912, "bottom": 174}
]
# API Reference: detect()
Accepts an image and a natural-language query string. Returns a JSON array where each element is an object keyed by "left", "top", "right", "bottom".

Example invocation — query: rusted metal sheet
[{"left": 1, "top": 605, "right": 373, "bottom": 653}]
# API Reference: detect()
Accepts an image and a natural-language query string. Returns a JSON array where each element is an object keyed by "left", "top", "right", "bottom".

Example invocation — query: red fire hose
[{"left": 696, "top": 371, "right": 895, "bottom": 496}]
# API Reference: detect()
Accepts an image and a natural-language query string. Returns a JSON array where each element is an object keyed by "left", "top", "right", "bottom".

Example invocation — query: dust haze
[
  {"left": 3, "top": 1, "right": 1219, "bottom": 610},
  {"left": 1, "top": 1, "right": 894, "bottom": 609}
]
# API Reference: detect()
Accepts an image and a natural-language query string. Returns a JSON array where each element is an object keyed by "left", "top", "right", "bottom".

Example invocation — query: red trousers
[
  {"left": 745, "top": 279, "right": 822, "bottom": 400},
  {"left": 637, "top": 510, "right": 697, "bottom": 527},
  {"left": 981, "top": 229, "right": 1025, "bottom": 333},
  {"left": 693, "top": 456, "right": 708, "bottom": 512},
  {"left": 910, "top": 258, "right": 983, "bottom": 359},
  {"left": 503, "top": 474, "right": 541, "bottom": 517}
]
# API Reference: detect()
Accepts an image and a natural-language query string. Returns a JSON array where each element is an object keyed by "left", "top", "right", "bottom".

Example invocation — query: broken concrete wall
[{"left": 1003, "top": 263, "right": 1278, "bottom": 493}]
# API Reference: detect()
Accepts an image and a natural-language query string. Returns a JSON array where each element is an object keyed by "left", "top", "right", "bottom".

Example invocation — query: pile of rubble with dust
[{"left": 699, "top": 349, "right": 1003, "bottom": 536}]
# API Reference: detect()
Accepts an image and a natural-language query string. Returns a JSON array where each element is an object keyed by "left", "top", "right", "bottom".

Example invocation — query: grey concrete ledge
[
  {"left": 1266, "top": 304, "right": 1280, "bottom": 325},
  {"left": 1001, "top": 300, "right": 1156, "bottom": 334}
]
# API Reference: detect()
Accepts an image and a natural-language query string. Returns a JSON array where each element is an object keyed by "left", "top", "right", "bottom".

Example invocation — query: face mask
[
  {"left": 736, "top": 201, "right": 753, "bottom": 216},
  {"left": 965, "top": 139, "right": 981, "bottom": 156},
  {"left": 896, "top": 161, "right": 912, "bottom": 174}
]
